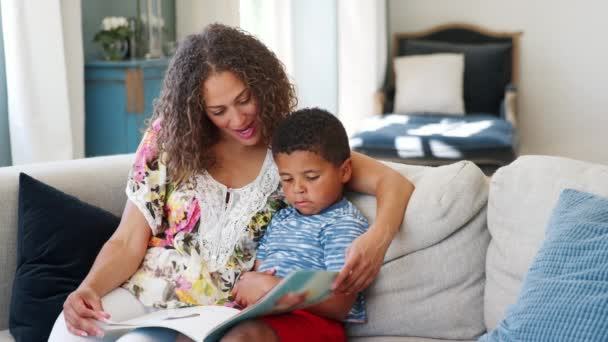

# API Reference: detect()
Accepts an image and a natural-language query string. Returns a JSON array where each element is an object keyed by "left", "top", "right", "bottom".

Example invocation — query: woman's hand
[
  {"left": 337, "top": 151, "right": 414, "bottom": 295},
  {"left": 332, "top": 228, "right": 389, "bottom": 294},
  {"left": 62, "top": 286, "right": 110, "bottom": 338},
  {"left": 232, "top": 270, "right": 280, "bottom": 307}
]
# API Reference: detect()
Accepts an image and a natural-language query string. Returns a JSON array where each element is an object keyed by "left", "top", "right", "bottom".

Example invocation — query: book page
[
  {"left": 98, "top": 270, "right": 337, "bottom": 342},
  {"left": 204, "top": 270, "right": 338, "bottom": 341},
  {"left": 100, "top": 306, "right": 240, "bottom": 342}
]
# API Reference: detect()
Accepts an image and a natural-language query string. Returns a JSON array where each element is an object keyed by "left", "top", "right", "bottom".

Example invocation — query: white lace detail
[{"left": 196, "top": 150, "right": 279, "bottom": 272}]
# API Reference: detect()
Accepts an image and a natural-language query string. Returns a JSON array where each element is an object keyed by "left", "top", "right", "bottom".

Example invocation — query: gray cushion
[
  {"left": 0, "top": 330, "right": 14, "bottom": 342},
  {"left": 347, "top": 161, "right": 489, "bottom": 340},
  {"left": 350, "top": 337, "right": 474, "bottom": 342},
  {"left": 484, "top": 155, "right": 608, "bottom": 330}
]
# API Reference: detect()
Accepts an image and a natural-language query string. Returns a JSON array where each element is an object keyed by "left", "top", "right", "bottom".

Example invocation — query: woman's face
[{"left": 202, "top": 71, "right": 262, "bottom": 147}]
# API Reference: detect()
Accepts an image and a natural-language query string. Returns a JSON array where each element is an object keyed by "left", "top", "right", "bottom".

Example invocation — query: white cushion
[
  {"left": 347, "top": 160, "right": 489, "bottom": 340},
  {"left": 484, "top": 155, "right": 608, "bottom": 330},
  {"left": 393, "top": 53, "right": 465, "bottom": 115},
  {"left": 0, "top": 330, "right": 14, "bottom": 342}
]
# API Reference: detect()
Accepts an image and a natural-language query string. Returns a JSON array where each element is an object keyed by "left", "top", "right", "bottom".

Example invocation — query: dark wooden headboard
[
  {"left": 391, "top": 23, "right": 522, "bottom": 85},
  {"left": 378, "top": 23, "right": 523, "bottom": 114}
]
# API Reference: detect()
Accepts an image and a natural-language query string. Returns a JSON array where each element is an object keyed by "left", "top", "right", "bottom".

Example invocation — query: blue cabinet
[{"left": 85, "top": 59, "right": 169, "bottom": 157}]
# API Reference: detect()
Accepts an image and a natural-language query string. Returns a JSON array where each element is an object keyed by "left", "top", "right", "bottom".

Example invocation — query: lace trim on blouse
[{"left": 197, "top": 150, "right": 279, "bottom": 272}]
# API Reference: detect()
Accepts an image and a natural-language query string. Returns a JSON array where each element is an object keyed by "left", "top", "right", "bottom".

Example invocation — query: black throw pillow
[
  {"left": 400, "top": 39, "right": 512, "bottom": 115},
  {"left": 9, "top": 173, "right": 119, "bottom": 342}
]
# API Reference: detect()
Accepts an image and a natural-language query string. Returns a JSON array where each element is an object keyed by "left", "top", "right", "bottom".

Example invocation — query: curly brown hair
[{"left": 151, "top": 23, "right": 297, "bottom": 185}]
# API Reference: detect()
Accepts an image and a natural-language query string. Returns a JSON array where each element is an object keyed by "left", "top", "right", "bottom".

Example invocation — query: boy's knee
[{"left": 220, "top": 320, "right": 278, "bottom": 342}]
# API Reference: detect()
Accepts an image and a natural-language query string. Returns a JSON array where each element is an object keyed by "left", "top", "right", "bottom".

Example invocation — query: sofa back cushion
[
  {"left": 346, "top": 160, "right": 490, "bottom": 340},
  {"left": 484, "top": 155, "right": 608, "bottom": 330}
]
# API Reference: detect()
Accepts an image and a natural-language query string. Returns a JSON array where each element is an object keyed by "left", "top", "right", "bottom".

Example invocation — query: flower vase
[
  {"left": 137, "top": 0, "right": 164, "bottom": 59},
  {"left": 101, "top": 40, "right": 129, "bottom": 61}
]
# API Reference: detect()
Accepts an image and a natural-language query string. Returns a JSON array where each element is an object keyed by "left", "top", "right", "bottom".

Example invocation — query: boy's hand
[{"left": 232, "top": 270, "right": 280, "bottom": 307}]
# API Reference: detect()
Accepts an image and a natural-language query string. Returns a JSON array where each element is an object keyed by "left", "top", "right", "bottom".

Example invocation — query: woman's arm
[
  {"left": 333, "top": 151, "right": 414, "bottom": 294},
  {"left": 62, "top": 200, "right": 151, "bottom": 337},
  {"left": 80, "top": 200, "right": 152, "bottom": 295}
]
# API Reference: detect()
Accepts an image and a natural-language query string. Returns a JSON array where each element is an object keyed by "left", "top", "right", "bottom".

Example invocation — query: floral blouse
[{"left": 122, "top": 120, "right": 286, "bottom": 309}]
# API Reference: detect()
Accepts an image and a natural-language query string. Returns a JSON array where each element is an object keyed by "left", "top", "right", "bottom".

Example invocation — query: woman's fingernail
[
  {"left": 80, "top": 331, "right": 88, "bottom": 337},
  {"left": 97, "top": 330, "right": 105, "bottom": 338}
]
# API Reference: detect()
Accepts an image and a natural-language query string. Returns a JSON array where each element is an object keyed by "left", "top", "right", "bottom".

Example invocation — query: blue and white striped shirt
[{"left": 257, "top": 198, "right": 369, "bottom": 323}]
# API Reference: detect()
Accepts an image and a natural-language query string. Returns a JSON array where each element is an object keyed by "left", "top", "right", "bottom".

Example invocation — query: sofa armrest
[{"left": 500, "top": 84, "right": 518, "bottom": 127}]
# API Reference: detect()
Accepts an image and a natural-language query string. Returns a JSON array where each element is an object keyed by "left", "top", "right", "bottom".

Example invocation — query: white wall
[
  {"left": 389, "top": 0, "right": 608, "bottom": 165},
  {"left": 176, "top": 0, "right": 240, "bottom": 41},
  {"left": 337, "top": 0, "right": 386, "bottom": 135}
]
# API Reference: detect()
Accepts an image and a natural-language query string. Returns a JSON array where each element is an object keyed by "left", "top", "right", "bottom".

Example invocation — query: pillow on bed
[
  {"left": 400, "top": 39, "right": 512, "bottom": 115},
  {"left": 393, "top": 53, "right": 465, "bottom": 115}
]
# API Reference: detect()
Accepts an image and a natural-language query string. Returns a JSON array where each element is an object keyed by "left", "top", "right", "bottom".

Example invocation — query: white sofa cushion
[
  {"left": 0, "top": 329, "right": 14, "bottom": 342},
  {"left": 350, "top": 337, "right": 475, "bottom": 342},
  {"left": 484, "top": 155, "right": 608, "bottom": 330},
  {"left": 347, "top": 160, "right": 489, "bottom": 340},
  {"left": 393, "top": 53, "right": 465, "bottom": 115}
]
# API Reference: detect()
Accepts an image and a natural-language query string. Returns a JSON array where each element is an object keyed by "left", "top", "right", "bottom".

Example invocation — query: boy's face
[{"left": 275, "top": 151, "right": 352, "bottom": 215}]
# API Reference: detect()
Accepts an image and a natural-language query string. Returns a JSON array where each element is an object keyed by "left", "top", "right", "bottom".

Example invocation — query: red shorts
[{"left": 259, "top": 310, "right": 346, "bottom": 342}]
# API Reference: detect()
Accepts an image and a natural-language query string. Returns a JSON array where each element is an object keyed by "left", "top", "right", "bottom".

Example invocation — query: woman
[{"left": 49, "top": 24, "right": 414, "bottom": 341}]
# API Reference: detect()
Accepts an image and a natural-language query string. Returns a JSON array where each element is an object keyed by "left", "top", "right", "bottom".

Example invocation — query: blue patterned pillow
[{"left": 480, "top": 189, "right": 608, "bottom": 342}]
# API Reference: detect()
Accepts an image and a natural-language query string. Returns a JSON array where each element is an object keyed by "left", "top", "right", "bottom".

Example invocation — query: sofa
[{"left": 1, "top": 153, "right": 607, "bottom": 341}]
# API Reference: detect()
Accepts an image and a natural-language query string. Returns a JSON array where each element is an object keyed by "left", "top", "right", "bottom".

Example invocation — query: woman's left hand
[{"left": 332, "top": 228, "right": 389, "bottom": 294}]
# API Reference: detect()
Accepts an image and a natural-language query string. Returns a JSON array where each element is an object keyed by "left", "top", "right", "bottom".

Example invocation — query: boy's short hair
[{"left": 272, "top": 107, "right": 350, "bottom": 166}]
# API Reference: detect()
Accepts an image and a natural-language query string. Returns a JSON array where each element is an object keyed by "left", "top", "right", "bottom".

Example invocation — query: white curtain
[
  {"left": 0, "top": 0, "right": 84, "bottom": 165},
  {"left": 337, "top": 0, "right": 387, "bottom": 136},
  {"left": 239, "top": 0, "right": 293, "bottom": 76}
]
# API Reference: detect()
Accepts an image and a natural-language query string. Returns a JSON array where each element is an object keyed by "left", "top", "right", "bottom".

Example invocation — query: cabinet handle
[{"left": 125, "top": 69, "right": 145, "bottom": 114}]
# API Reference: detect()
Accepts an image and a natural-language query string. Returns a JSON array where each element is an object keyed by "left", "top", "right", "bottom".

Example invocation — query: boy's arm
[
  {"left": 303, "top": 292, "right": 358, "bottom": 321},
  {"left": 304, "top": 214, "right": 368, "bottom": 320}
]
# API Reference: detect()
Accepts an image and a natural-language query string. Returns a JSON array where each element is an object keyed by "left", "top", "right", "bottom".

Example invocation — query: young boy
[{"left": 225, "top": 108, "right": 369, "bottom": 342}]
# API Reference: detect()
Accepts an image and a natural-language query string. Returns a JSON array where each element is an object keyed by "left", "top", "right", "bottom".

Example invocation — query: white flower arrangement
[
  {"left": 101, "top": 16, "right": 129, "bottom": 31},
  {"left": 94, "top": 16, "right": 134, "bottom": 60}
]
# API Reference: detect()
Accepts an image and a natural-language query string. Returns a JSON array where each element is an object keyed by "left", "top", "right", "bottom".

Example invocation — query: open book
[{"left": 99, "top": 270, "right": 338, "bottom": 342}]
